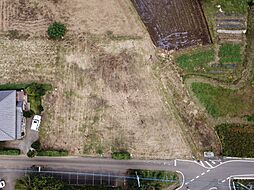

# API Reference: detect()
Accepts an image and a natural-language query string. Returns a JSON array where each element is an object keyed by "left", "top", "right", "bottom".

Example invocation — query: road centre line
[
  {"left": 196, "top": 176, "right": 200, "bottom": 179},
  {"left": 201, "top": 172, "right": 205, "bottom": 175}
]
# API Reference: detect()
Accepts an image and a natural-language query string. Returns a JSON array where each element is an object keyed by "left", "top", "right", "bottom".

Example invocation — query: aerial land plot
[
  {"left": 0, "top": 0, "right": 192, "bottom": 159},
  {"left": 131, "top": 0, "right": 211, "bottom": 50}
]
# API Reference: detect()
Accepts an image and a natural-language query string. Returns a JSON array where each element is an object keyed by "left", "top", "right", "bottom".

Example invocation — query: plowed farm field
[{"left": 131, "top": 0, "right": 212, "bottom": 50}]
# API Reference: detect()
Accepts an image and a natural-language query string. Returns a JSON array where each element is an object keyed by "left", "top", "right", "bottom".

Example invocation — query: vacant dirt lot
[{"left": 0, "top": 0, "right": 192, "bottom": 159}]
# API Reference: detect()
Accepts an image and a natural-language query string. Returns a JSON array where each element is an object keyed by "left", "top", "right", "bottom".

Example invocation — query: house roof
[{"left": 0, "top": 90, "right": 17, "bottom": 141}]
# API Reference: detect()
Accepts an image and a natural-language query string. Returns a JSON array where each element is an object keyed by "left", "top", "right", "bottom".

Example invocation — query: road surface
[{"left": 0, "top": 156, "right": 254, "bottom": 190}]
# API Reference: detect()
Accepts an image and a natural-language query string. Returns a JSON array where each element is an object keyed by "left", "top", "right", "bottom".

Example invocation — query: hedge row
[
  {"left": 37, "top": 150, "right": 68, "bottom": 157},
  {"left": 112, "top": 151, "right": 131, "bottom": 160},
  {"left": 0, "top": 148, "right": 20, "bottom": 155}
]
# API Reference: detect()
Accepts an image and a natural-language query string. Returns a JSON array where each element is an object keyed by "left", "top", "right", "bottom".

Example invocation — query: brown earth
[
  {"left": 131, "top": 0, "right": 211, "bottom": 50},
  {"left": 0, "top": 0, "right": 194, "bottom": 159}
]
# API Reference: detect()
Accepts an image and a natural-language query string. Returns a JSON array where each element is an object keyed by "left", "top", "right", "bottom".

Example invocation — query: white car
[
  {"left": 0, "top": 180, "right": 5, "bottom": 188},
  {"left": 31, "top": 115, "right": 41, "bottom": 131}
]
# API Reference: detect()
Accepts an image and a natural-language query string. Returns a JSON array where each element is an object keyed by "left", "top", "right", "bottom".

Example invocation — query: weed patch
[
  {"left": 219, "top": 43, "right": 243, "bottom": 64},
  {"left": 176, "top": 49, "right": 215, "bottom": 72},
  {"left": 216, "top": 123, "right": 254, "bottom": 157},
  {"left": 127, "top": 169, "right": 179, "bottom": 189},
  {"left": 191, "top": 82, "right": 253, "bottom": 117}
]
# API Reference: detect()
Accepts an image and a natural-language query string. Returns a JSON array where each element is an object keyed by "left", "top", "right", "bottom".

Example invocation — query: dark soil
[{"left": 131, "top": 0, "right": 211, "bottom": 50}]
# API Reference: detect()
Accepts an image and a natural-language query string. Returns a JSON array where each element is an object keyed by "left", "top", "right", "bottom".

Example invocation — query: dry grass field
[{"left": 0, "top": 0, "right": 193, "bottom": 159}]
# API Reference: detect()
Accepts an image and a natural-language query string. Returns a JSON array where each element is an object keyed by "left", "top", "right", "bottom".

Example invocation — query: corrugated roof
[{"left": 0, "top": 90, "right": 17, "bottom": 141}]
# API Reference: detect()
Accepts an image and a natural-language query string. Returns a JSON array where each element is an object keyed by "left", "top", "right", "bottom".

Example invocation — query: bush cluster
[
  {"left": 48, "top": 22, "right": 67, "bottom": 40},
  {"left": 111, "top": 151, "right": 131, "bottom": 160}
]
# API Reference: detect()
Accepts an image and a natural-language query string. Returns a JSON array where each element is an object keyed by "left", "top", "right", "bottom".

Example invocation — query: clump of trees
[{"left": 47, "top": 22, "right": 67, "bottom": 39}]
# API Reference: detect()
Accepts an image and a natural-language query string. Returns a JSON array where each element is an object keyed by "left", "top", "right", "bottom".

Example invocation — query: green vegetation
[
  {"left": 219, "top": 44, "right": 243, "bottom": 64},
  {"left": 243, "top": 113, "right": 254, "bottom": 121},
  {"left": 15, "top": 174, "right": 64, "bottom": 190},
  {"left": 191, "top": 82, "right": 254, "bottom": 117},
  {"left": 216, "top": 0, "right": 249, "bottom": 15},
  {"left": 37, "top": 150, "right": 68, "bottom": 157},
  {"left": 112, "top": 151, "right": 131, "bottom": 160},
  {"left": 15, "top": 174, "right": 122, "bottom": 190},
  {"left": 216, "top": 123, "right": 254, "bottom": 157},
  {"left": 48, "top": 22, "right": 67, "bottom": 40},
  {"left": 0, "top": 148, "right": 20, "bottom": 155},
  {"left": 127, "top": 169, "right": 179, "bottom": 190},
  {"left": 175, "top": 49, "right": 215, "bottom": 72},
  {"left": 25, "top": 83, "right": 52, "bottom": 114},
  {"left": 67, "top": 186, "right": 122, "bottom": 190}
]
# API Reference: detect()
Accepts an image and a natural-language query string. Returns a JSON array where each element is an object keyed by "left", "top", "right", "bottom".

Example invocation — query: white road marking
[
  {"left": 199, "top": 161, "right": 206, "bottom": 167},
  {"left": 175, "top": 171, "right": 184, "bottom": 190},
  {"left": 209, "top": 187, "right": 218, "bottom": 190},
  {"left": 190, "top": 179, "right": 194, "bottom": 182},
  {"left": 196, "top": 176, "right": 200, "bottom": 179},
  {"left": 185, "top": 182, "right": 189, "bottom": 185},
  {"left": 222, "top": 180, "right": 226, "bottom": 183},
  {"left": 205, "top": 161, "right": 214, "bottom": 168},
  {"left": 207, "top": 169, "right": 210, "bottom": 173},
  {"left": 227, "top": 177, "right": 230, "bottom": 180},
  {"left": 211, "top": 160, "right": 216, "bottom": 164},
  {"left": 174, "top": 160, "right": 176, "bottom": 167},
  {"left": 201, "top": 172, "right": 205, "bottom": 176}
]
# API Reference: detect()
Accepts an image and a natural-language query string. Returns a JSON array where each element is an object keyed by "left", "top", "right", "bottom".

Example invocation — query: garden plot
[
  {"left": 216, "top": 14, "right": 247, "bottom": 43},
  {"left": 131, "top": 0, "right": 211, "bottom": 50}
]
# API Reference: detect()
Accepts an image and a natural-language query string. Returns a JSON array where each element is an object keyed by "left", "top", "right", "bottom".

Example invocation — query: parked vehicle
[{"left": 31, "top": 115, "right": 41, "bottom": 131}]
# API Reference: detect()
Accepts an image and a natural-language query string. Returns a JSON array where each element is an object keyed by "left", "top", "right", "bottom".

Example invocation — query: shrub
[
  {"left": 27, "top": 149, "right": 37, "bottom": 158},
  {"left": 0, "top": 148, "right": 20, "bottom": 155},
  {"left": 48, "top": 22, "right": 67, "bottom": 40},
  {"left": 31, "top": 140, "right": 41, "bottom": 151},
  {"left": 112, "top": 151, "right": 131, "bottom": 160},
  {"left": 23, "top": 110, "right": 34, "bottom": 118}
]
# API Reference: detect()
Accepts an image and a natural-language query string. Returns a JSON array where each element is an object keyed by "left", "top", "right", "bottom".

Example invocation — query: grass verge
[{"left": 216, "top": 123, "right": 254, "bottom": 157}]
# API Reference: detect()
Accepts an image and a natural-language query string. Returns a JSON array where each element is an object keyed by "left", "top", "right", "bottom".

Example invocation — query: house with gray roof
[{"left": 0, "top": 90, "right": 24, "bottom": 141}]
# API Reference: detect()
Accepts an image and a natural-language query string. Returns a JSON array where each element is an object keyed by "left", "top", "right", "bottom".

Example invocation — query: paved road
[{"left": 0, "top": 156, "right": 254, "bottom": 190}]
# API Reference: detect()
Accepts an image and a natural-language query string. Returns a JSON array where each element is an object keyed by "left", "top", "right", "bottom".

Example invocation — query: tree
[
  {"left": 47, "top": 22, "right": 67, "bottom": 40},
  {"left": 15, "top": 174, "right": 65, "bottom": 190}
]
